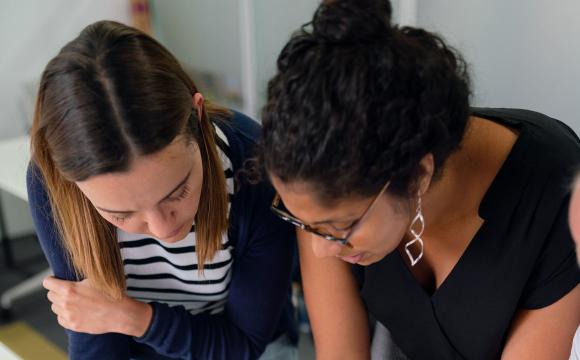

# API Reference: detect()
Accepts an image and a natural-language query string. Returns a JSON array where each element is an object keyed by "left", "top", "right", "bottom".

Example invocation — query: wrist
[{"left": 118, "top": 296, "right": 153, "bottom": 337}]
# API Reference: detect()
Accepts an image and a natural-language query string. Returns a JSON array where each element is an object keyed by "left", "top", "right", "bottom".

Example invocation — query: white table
[
  {"left": 0, "top": 136, "right": 29, "bottom": 266},
  {"left": 0, "top": 342, "right": 21, "bottom": 360},
  {"left": 0, "top": 136, "right": 29, "bottom": 201},
  {"left": 0, "top": 135, "right": 51, "bottom": 313}
]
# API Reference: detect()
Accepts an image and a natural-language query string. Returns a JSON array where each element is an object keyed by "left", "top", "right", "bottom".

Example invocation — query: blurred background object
[{"left": 130, "top": 0, "right": 152, "bottom": 34}]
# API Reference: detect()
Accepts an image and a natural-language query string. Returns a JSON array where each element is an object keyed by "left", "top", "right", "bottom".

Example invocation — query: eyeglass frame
[{"left": 270, "top": 180, "right": 391, "bottom": 245}]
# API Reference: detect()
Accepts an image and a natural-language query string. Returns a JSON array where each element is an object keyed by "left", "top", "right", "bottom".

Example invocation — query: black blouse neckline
[{"left": 395, "top": 108, "right": 531, "bottom": 299}]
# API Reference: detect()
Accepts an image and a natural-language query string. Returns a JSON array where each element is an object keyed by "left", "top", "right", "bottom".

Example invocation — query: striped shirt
[{"left": 118, "top": 124, "right": 235, "bottom": 316}]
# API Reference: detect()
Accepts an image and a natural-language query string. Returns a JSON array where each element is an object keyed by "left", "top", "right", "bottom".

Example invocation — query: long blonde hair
[{"left": 30, "top": 20, "right": 230, "bottom": 299}]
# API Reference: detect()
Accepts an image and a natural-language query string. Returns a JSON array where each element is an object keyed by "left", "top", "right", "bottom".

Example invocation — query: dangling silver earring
[{"left": 404, "top": 193, "right": 424, "bottom": 266}]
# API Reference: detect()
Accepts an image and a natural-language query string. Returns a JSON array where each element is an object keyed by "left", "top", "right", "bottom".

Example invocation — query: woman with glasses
[
  {"left": 259, "top": 0, "right": 580, "bottom": 359},
  {"left": 27, "top": 21, "right": 297, "bottom": 360}
]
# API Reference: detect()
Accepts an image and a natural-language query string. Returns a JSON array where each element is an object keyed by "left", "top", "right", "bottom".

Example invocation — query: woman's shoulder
[
  {"left": 472, "top": 108, "right": 580, "bottom": 158},
  {"left": 473, "top": 107, "right": 579, "bottom": 229},
  {"left": 473, "top": 107, "right": 580, "bottom": 177},
  {"left": 212, "top": 111, "right": 294, "bottom": 258},
  {"left": 214, "top": 110, "right": 261, "bottom": 147},
  {"left": 228, "top": 110, "right": 261, "bottom": 142},
  {"left": 212, "top": 110, "right": 273, "bottom": 207},
  {"left": 212, "top": 110, "right": 261, "bottom": 171}
]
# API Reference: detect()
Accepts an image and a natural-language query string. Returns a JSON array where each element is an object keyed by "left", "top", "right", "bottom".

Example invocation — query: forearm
[
  {"left": 134, "top": 302, "right": 264, "bottom": 360},
  {"left": 306, "top": 266, "right": 370, "bottom": 360},
  {"left": 27, "top": 168, "right": 132, "bottom": 359},
  {"left": 299, "top": 231, "right": 370, "bottom": 359},
  {"left": 115, "top": 297, "right": 153, "bottom": 337},
  {"left": 67, "top": 331, "right": 130, "bottom": 360}
]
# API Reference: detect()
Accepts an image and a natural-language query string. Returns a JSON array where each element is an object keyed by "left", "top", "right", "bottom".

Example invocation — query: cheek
[
  {"left": 115, "top": 222, "right": 143, "bottom": 234},
  {"left": 187, "top": 167, "right": 204, "bottom": 212},
  {"left": 350, "top": 212, "right": 410, "bottom": 260},
  {"left": 170, "top": 189, "right": 203, "bottom": 224},
  {"left": 184, "top": 187, "right": 203, "bottom": 217},
  {"left": 173, "top": 202, "right": 196, "bottom": 223}
]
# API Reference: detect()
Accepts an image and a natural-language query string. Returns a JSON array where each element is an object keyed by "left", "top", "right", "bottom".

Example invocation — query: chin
[
  {"left": 355, "top": 255, "right": 379, "bottom": 266},
  {"left": 168, "top": 227, "right": 191, "bottom": 243},
  {"left": 357, "top": 250, "right": 392, "bottom": 266}
]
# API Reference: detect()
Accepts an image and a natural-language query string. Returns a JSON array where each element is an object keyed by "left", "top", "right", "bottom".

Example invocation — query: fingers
[
  {"left": 50, "top": 302, "right": 63, "bottom": 316},
  {"left": 42, "top": 276, "right": 71, "bottom": 293}
]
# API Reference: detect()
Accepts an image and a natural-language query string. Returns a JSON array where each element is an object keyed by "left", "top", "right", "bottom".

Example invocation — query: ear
[
  {"left": 192, "top": 92, "right": 205, "bottom": 119},
  {"left": 417, "top": 153, "right": 435, "bottom": 196}
]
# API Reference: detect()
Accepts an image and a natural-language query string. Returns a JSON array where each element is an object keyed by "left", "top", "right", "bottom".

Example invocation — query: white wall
[
  {"left": 0, "top": 0, "right": 130, "bottom": 237},
  {"left": 150, "top": 0, "right": 320, "bottom": 119},
  {"left": 151, "top": 0, "right": 244, "bottom": 111},
  {"left": 0, "top": 0, "right": 131, "bottom": 140},
  {"left": 252, "top": 0, "right": 320, "bottom": 117},
  {"left": 416, "top": 0, "right": 580, "bottom": 131},
  {"left": 158, "top": 1, "right": 563, "bottom": 128}
]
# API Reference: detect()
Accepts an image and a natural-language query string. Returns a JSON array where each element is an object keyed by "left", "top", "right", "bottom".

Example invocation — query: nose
[
  {"left": 145, "top": 207, "right": 178, "bottom": 239},
  {"left": 311, "top": 234, "right": 344, "bottom": 258}
]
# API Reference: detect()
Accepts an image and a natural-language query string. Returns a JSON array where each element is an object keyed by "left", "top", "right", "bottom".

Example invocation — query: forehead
[
  {"left": 76, "top": 140, "right": 196, "bottom": 209},
  {"left": 270, "top": 176, "right": 369, "bottom": 224}
]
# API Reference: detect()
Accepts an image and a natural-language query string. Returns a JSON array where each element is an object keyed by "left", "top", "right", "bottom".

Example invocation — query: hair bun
[{"left": 311, "top": 0, "right": 392, "bottom": 44}]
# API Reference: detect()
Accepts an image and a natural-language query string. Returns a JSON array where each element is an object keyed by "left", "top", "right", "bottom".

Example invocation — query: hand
[{"left": 43, "top": 276, "right": 152, "bottom": 336}]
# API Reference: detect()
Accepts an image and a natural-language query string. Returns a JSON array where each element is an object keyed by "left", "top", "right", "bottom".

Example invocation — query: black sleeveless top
[{"left": 360, "top": 108, "right": 580, "bottom": 359}]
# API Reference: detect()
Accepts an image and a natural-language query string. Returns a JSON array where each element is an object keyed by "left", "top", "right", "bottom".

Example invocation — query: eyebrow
[{"left": 96, "top": 169, "right": 192, "bottom": 214}]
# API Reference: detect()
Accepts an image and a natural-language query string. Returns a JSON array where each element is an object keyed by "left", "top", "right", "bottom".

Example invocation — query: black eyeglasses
[{"left": 271, "top": 181, "right": 390, "bottom": 245}]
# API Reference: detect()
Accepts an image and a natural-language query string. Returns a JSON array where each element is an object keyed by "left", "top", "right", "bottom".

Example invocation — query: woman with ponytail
[
  {"left": 259, "top": 0, "right": 580, "bottom": 358},
  {"left": 28, "top": 20, "right": 297, "bottom": 360}
]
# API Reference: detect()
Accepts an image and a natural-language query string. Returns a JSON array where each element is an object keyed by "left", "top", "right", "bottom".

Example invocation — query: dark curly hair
[{"left": 258, "top": 0, "right": 471, "bottom": 203}]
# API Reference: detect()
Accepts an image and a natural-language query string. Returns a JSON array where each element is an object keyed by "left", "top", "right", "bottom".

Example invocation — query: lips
[{"left": 340, "top": 253, "right": 364, "bottom": 264}]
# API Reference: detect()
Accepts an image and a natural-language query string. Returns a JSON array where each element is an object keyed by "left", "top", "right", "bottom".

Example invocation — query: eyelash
[
  {"left": 113, "top": 215, "right": 129, "bottom": 223},
  {"left": 331, "top": 221, "right": 357, "bottom": 232},
  {"left": 168, "top": 184, "right": 191, "bottom": 202},
  {"left": 111, "top": 185, "right": 191, "bottom": 223}
]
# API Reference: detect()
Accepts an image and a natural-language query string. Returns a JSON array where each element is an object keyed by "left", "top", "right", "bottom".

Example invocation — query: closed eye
[
  {"left": 330, "top": 221, "right": 357, "bottom": 232},
  {"left": 166, "top": 184, "right": 191, "bottom": 202},
  {"left": 313, "top": 221, "right": 357, "bottom": 234},
  {"left": 112, "top": 214, "right": 131, "bottom": 223},
  {"left": 107, "top": 184, "right": 191, "bottom": 223}
]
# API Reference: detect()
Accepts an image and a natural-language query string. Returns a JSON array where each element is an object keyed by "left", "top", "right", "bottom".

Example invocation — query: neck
[
  {"left": 421, "top": 116, "right": 490, "bottom": 233},
  {"left": 420, "top": 115, "right": 519, "bottom": 235}
]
